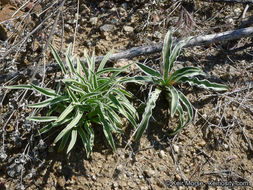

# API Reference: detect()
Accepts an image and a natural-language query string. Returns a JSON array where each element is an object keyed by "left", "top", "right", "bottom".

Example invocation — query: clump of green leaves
[
  {"left": 134, "top": 30, "right": 228, "bottom": 141},
  {"left": 5, "top": 44, "right": 138, "bottom": 157}
]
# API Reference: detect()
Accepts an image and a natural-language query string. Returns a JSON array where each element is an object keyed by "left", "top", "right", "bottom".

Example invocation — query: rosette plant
[
  {"left": 134, "top": 30, "right": 228, "bottom": 141},
  {"left": 5, "top": 44, "right": 138, "bottom": 157}
]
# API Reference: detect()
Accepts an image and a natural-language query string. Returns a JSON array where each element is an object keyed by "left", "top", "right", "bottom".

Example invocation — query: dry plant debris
[{"left": 0, "top": 0, "right": 252, "bottom": 189}]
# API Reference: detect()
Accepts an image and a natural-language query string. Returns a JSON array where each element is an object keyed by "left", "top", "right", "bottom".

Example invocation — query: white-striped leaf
[
  {"left": 179, "top": 77, "right": 228, "bottom": 91},
  {"left": 27, "top": 116, "right": 57, "bottom": 122},
  {"left": 134, "top": 88, "right": 161, "bottom": 141},
  {"left": 178, "top": 90, "right": 193, "bottom": 127},
  {"left": 50, "top": 44, "right": 67, "bottom": 74},
  {"left": 30, "top": 83, "right": 57, "bottom": 97},
  {"left": 135, "top": 63, "right": 162, "bottom": 78},
  {"left": 99, "top": 105, "right": 116, "bottom": 151},
  {"left": 77, "top": 126, "right": 91, "bottom": 157},
  {"left": 4, "top": 85, "right": 32, "bottom": 89},
  {"left": 166, "top": 86, "right": 179, "bottom": 117},
  {"left": 168, "top": 37, "right": 190, "bottom": 73},
  {"left": 55, "top": 104, "right": 75, "bottom": 123},
  {"left": 97, "top": 50, "right": 112, "bottom": 72},
  {"left": 168, "top": 67, "right": 205, "bottom": 84},
  {"left": 67, "top": 129, "right": 77, "bottom": 153},
  {"left": 162, "top": 29, "right": 173, "bottom": 80},
  {"left": 28, "top": 96, "right": 68, "bottom": 108},
  {"left": 54, "top": 109, "right": 83, "bottom": 144}
]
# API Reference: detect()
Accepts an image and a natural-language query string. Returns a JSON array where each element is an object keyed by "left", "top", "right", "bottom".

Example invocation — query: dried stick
[
  {"left": 1, "top": 26, "right": 253, "bottom": 84},
  {"left": 82, "top": 26, "right": 253, "bottom": 63}
]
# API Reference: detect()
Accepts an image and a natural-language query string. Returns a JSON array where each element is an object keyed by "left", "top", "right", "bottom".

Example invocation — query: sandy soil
[{"left": 0, "top": 0, "right": 252, "bottom": 189}]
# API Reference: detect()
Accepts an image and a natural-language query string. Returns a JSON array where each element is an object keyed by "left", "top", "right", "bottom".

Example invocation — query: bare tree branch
[
  {"left": 83, "top": 26, "right": 253, "bottom": 63},
  {"left": 1, "top": 26, "right": 253, "bottom": 84}
]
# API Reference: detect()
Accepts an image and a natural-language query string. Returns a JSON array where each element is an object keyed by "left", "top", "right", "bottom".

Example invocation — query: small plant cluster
[
  {"left": 5, "top": 30, "right": 228, "bottom": 156},
  {"left": 5, "top": 44, "right": 138, "bottom": 157}
]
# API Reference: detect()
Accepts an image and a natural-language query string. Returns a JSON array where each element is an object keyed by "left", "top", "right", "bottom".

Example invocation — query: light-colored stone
[
  {"left": 199, "top": 140, "right": 206, "bottom": 147},
  {"left": 89, "top": 17, "right": 98, "bottom": 25},
  {"left": 144, "top": 168, "right": 155, "bottom": 178},
  {"left": 57, "top": 176, "right": 66, "bottom": 187},
  {"left": 223, "top": 143, "right": 229, "bottom": 149},
  {"left": 173, "top": 144, "right": 179, "bottom": 153},
  {"left": 175, "top": 174, "right": 181, "bottom": 181},
  {"left": 154, "top": 31, "right": 162, "bottom": 39},
  {"left": 100, "top": 24, "right": 114, "bottom": 32},
  {"left": 234, "top": 8, "right": 241, "bottom": 16},
  {"left": 158, "top": 150, "right": 165, "bottom": 158},
  {"left": 123, "top": 26, "right": 134, "bottom": 33}
]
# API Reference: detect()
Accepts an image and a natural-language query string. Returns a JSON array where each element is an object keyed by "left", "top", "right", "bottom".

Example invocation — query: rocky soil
[{"left": 0, "top": 0, "right": 252, "bottom": 189}]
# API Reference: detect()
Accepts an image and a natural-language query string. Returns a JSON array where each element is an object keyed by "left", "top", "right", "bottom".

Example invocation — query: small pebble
[
  {"left": 89, "top": 17, "right": 98, "bottom": 25},
  {"left": 175, "top": 174, "right": 182, "bottom": 181},
  {"left": 223, "top": 143, "right": 229, "bottom": 149},
  {"left": 158, "top": 150, "right": 165, "bottom": 158},
  {"left": 173, "top": 144, "right": 179, "bottom": 153},
  {"left": 199, "top": 140, "right": 206, "bottom": 147},
  {"left": 57, "top": 176, "right": 66, "bottom": 187},
  {"left": 100, "top": 24, "right": 114, "bottom": 32},
  {"left": 144, "top": 169, "right": 155, "bottom": 178},
  {"left": 123, "top": 26, "right": 134, "bottom": 33}
]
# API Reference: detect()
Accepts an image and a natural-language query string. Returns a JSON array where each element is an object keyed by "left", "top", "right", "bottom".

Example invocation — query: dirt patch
[{"left": 0, "top": 0, "right": 252, "bottom": 189}]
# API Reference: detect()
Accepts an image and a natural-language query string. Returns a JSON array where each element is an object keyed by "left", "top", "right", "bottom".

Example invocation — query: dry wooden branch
[
  {"left": 1, "top": 26, "right": 253, "bottom": 84},
  {"left": 82, "top": 26, "right": 253, "bottom": 63}
]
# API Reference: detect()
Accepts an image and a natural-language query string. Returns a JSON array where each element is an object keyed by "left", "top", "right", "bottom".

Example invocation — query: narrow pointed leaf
[
  {"left": 58, "top": 130, "right": 71, "bottom": 152},
  {"left": 55, "top": 104, "right": 74, "bottom": 123},
  {"left": 168, "top": 67, "right": 205, "bottom": 84},
  {"left": 4, "top": 85, "right": 32, "bottom": 89},
  {"left": 67, "top": 129, "right": 77, "bottom": 153},
  {"left": 28, "top": 96, "right": 69, "bottom": 108},
  {"left": 66, "top": 55, "right": 75, "bottom": 74},
  {"left": 134, "top": 88, "right": 161, "bottom": 141},
  {"left": 84, "top": 121, "right": 94, "bottom": 151},
  {"left": 30, "top": 83, "right": 57, "bottom": 97},
  {"left": 97, "top": 50, "right": 112, "bottom": 71},
  {"left": 162, "top": 29, "right": 173, "bottom": 79},
  {"left": 169, "top": 103, "right": 184, "bottom": 136},
  {"left": 54, "top": 109, "right": 83, "bottom": 143},
  {"left": 78, "top": 126, "right": 91, "bottom": 157},
  {"left": 91, "top": 51, "right": 95, "bottom": 73},
  {"left": 65, "top": 43, "right": 75, "bottom": 74},
  {"left": 80, "top": 92, "right": 100, "bottom": 102},
  {"left": 38, "top": 117, "right": 72, "bottom": 136},
  {"left": 99, "top": 106, "right": 116, "bottom": 151},
  {"left": 50, "top": 44, "right": 67, "bottom": 74},
  {"left": 168, "top": 37, "right": 190, "bottom": 73},
  {"left": 136, "top": 63, "right": 162, "bottom": 78},
  {"left": 179, "top": 77, "right": 228, "bottom": 91},
  {"left": 78, "top": 59, "right": 89, "bottom": 80},
  {"left": 84, "top": 50, "right": 92, "bottom": 76},
  {"left": 27, "top": 116, "right": 57, "bottom": 122},
  {"left": 66, "top": 86, "right": 78, "bottom": 102},
  {"left": 76, "top": 57, "right": 82, "bottom": 76},
  {"left": 166, "top": 86, "right": 179, "bottom": 117},
  {"left": 178, "top": 90, "right": 193, "bottom": 127}
]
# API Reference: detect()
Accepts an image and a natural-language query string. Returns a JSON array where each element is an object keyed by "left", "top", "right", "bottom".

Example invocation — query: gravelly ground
[{"left": 0, "top": 0, "right": 252, "bottom": 189}]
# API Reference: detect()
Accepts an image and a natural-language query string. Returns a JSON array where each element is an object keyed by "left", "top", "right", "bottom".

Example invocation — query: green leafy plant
[
  {"left": 4, "top": 44, "right": 138, "bottom": 157},
  {"left": 134, "top": 30, "right": 228, "bottom": 141}
]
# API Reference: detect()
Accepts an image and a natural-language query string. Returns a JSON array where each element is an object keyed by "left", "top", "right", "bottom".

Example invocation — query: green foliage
[
  {"left": 4, "top": 44, "right": 138, "bottom": 157},
  {"left": 134, "top": 29, "right": 228, "bottom": 141}
]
